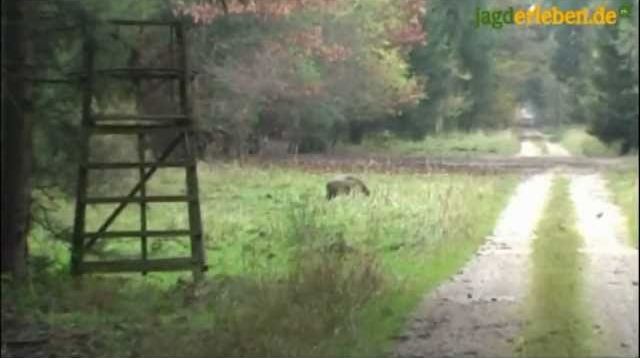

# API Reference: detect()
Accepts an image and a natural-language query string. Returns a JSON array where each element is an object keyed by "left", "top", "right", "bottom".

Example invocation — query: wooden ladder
[{"left": 70, "top": 19, "right": 206, "bottom": 280}]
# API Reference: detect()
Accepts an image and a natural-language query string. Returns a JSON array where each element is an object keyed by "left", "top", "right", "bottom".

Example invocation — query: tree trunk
[
  {"left": 348, "top": 122, "right": 366, "bottom": 144},
  {"left": 1, "top": 0, "right": 33, "bottom": 280},
  {"left": 434, "top": 115, "right": 443, "bottom": 134}
]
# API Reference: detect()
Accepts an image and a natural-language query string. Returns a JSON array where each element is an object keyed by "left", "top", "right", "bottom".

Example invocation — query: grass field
[
  {"left": 8, "top": 164, "right": 517, "bottom": 357},
  {"left": 605, "top": 170, "right": 639, "bottom": 248},
  {"left": 518, "top": 177, "right": 591, "bottom": 357},
  {"left": 546, "top": 126, "right": 619, "bottom": 157},
  {"left": 349, "top": 130, "right": 520, "bottom": 157}
]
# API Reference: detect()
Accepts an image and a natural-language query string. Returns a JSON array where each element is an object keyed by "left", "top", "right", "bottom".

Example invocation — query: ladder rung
[
  {"left": 107, "top": 19, "right": 181, "bottom": 27},
  {"left": 80, "top": 257, "right": 196, "bottom": 273},
  {"left": 97, "top": 68, "right": 183, "bottom": 79},
  {"left": 93, "top": 114, "right": 188, "bottom": 122},
  {"left": 85, "top": 195, "right": 192, "bottom": 204},
  {"left": 85, "top": 162, "right": 194, "bottom": 169},
  {"left": 70, "top": 69, "right": 197, "bottom": 81},
  {"left": 83, "top": 230, "right": 192, "bottom": 239},
  {"left": 89, "top": 124, "right": 190, "bottom": 134}
]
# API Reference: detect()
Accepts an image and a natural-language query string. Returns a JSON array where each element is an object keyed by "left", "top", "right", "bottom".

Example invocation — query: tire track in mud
[{"left": 392, "top": 173, "right": 554, "bottom": 358}]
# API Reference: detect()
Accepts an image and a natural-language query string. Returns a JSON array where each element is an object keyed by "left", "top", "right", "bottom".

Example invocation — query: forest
[{"left": 2, "top": 0, "right": 638, "bottom": 357}]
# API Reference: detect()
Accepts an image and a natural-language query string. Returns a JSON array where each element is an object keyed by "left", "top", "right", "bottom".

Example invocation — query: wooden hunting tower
[{"left": 71, "top": 19, "right": 207, "bottom": 280}]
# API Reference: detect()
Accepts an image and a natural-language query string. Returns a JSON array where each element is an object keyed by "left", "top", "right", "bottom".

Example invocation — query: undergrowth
[
  {"left": 549, "top": 126, "right": 620, "bottom": 157},
  {"left": 346, "top": 130, "right": 519, "bottom": 157}
]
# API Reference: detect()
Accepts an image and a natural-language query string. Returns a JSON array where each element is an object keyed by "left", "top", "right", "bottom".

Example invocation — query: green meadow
[{"left": 12, "top": 164, "right": 517, "bottom": 357}]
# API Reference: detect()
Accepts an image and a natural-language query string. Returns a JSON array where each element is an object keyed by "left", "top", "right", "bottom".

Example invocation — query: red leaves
[
  {"left": 389, "top": 22, "right": 427, "bottom": 46},
  {"left": 387, "top": 0, "right": 427, "bottom": 46},
  {"left": 189, "top": 0, "right": 428, "bottom": 130},
  {"left": 289, "top": 26, "right": 351, "bottom": 63},
  {"left": 173, "top": 0, "right": 338, "bottom": 24},
  {"left": 173, "top": 0, "right": 426, "bottom": 48}
]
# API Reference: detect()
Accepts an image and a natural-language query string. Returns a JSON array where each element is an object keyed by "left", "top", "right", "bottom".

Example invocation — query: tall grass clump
[
  {"left": 141, "top": 198, "right": 386, "bottom": 357},
  {"left": 558, "top": 127, "right": 619, "bottom": 157}
]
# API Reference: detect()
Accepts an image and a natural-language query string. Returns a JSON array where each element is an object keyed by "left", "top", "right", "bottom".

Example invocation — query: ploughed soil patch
[{"left": 248, "top": 153, "right": 630, "bottom": 175}]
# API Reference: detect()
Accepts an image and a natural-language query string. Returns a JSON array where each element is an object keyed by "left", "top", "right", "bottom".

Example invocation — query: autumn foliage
[
  {"left": 173, "top": 0, "right": 338, "bottom": 22},
  {"left": 173, "top": 0, "right": 426, "bottom": 153}
]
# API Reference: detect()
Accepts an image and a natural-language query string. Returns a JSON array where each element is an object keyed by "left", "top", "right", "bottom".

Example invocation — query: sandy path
[
  {"left": 393, "top": 173, "right": 554, "bottom": 358},
  {"left": 546, "top": 142, "right": 571, "bottom": 157},
  {"left": 569, "top": 174, "right": 639, "bottom": 358},
  {"left": 518, "top": 139, "right": 571, "bottom": 158},
  {"left": 517, "top": 128, "right": 571, "bottom": 158},
  {"left": 518, "top": 140, "right": 543, "bottom": 157}
]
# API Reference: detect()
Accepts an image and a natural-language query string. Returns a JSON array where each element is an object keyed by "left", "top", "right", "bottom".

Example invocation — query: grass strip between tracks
[{"left": 517, "top": 176, "right": 592, "bottom": 358}]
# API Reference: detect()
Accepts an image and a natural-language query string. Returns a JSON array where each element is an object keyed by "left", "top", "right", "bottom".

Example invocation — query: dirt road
[
  {"left": 518, "top": 141, "right": 544, "bottom": 157},
  {"left": 393, "top": 142, "right": 638, "bottom": 358},
  {"left": 393, "top": 174, "right": 553, "bottom": 358},
  {"left": 570, "top": 174, "right": 639, "bottom": 357}
]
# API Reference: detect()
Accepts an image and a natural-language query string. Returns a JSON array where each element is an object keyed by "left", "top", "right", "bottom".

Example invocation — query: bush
[
  {"left": 559, "top": 127, "right": 619, "bottom": 157},
  {"left": 141, "top": 201, "right": 385, "bottom": 357},
  {"left": 359, "top": 130, "right": 519, "bottom": 156}
]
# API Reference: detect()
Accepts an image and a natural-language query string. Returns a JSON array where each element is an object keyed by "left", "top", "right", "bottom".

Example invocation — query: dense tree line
[
  {"left": 587, "top": 2, "right": 639, "bottom": 152},
  {"left": 547, "top": 0, "right": 639, "bottom": 152}
]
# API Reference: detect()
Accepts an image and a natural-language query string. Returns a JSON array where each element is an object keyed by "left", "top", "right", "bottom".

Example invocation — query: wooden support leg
[
  {"left": 138, "top": 133, "right": 148, "bottom": 275},
  {"left": 71, "top": 139, "right": 89, "bottom": 276},
  {"left": 183, "top": 131, "right": 206, "bottom": 281},
  {"left": 71, "top": 21, "right": 95, "bottom": 276}
]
